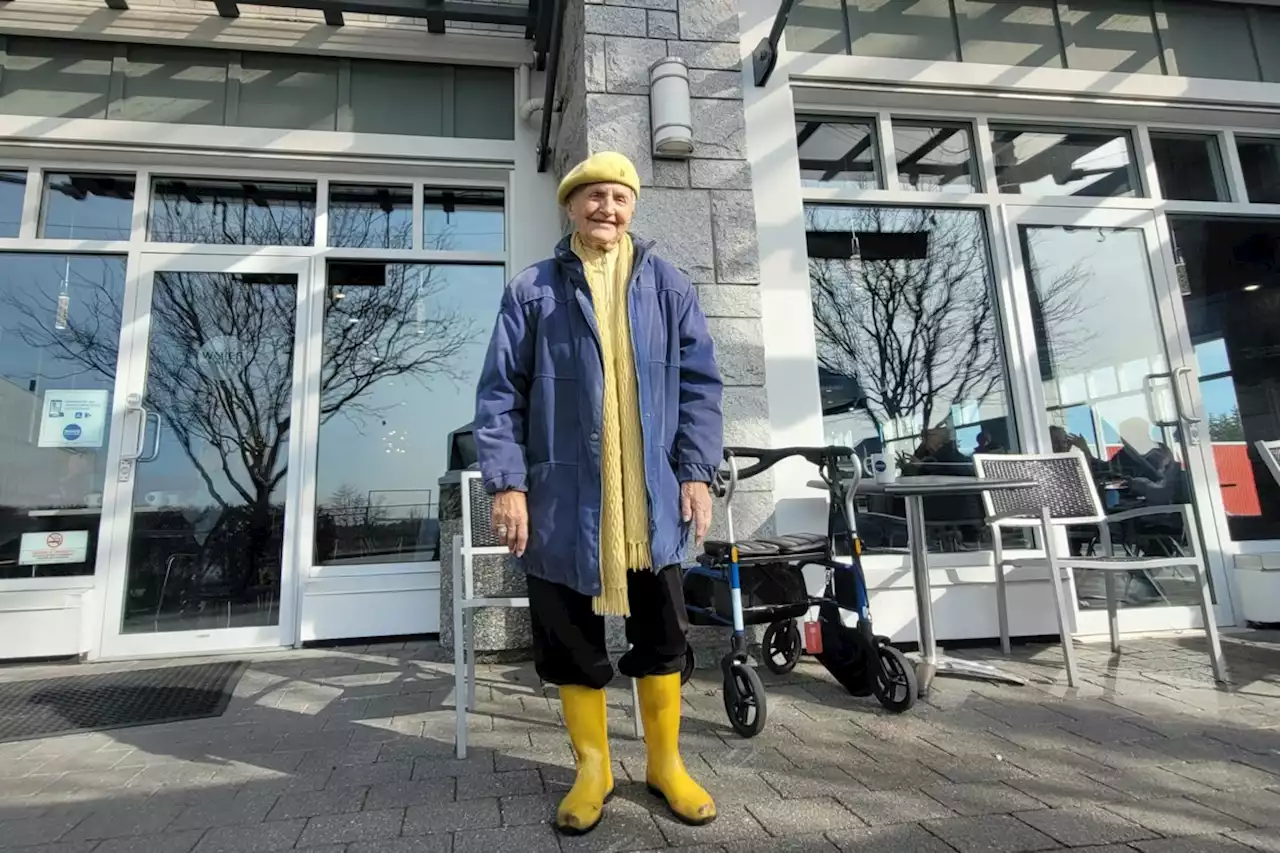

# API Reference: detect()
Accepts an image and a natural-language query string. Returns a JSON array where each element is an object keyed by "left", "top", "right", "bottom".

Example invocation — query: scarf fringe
[{"left": 591, "top": 542, "right": 654, "bottom": 617}]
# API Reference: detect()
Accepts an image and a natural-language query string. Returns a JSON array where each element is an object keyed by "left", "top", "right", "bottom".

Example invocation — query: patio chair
[
  {"left": 1255, "top": 439, "right": 1280, "bottom": 488},
  {"left": 453, "top": 470, "right": 641, "bottom": 758},
  {"left": 973, "top": 452, "right": 1228, "bottom": 688}
]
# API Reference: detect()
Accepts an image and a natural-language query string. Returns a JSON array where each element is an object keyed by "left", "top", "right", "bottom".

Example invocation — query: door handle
[
  {"left": 139, "top": 411, "right": 162, "bottom": 463},
  {"left": 1142, "top": 372, "right": 1179, "bottom": 428},
  {"left": 1172, "top": 365, "right": 1203, "bottom": 425}
]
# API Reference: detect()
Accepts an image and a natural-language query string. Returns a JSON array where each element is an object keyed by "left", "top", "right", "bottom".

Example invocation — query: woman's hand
[
  {"left": 492, "top": 490, "right": 529, "bottom": 556},
  {"left": 680, "top": 481, "right": 713, "bottom": 546}
]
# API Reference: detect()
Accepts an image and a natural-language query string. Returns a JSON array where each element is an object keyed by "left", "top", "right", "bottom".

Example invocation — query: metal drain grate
[{"left": 0, "top": 660, "right": 246, "bottom": 743}]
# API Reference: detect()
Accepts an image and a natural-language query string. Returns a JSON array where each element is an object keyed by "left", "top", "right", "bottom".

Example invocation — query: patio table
[{"left": 809, "top": 474, "right": 1035, "bottom": 697}]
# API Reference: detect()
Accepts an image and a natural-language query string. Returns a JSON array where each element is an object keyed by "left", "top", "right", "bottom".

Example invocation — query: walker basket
[{"left": 684, "top": 562, "right": 810, "bottom": 626}]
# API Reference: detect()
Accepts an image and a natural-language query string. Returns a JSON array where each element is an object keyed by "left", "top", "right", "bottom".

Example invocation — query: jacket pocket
[{"left": 526, "top": 461, "right": 577, "bottom": 564}]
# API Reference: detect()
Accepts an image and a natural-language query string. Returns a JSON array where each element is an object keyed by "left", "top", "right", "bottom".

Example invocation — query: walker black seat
[{"left": 701, "top": 532, "right": 828, "bottom": 563}]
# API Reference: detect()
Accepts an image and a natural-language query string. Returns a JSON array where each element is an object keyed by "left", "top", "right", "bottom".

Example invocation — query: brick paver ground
[{"left": 2, "top": 631, "right": 1278, "bottom": 853}]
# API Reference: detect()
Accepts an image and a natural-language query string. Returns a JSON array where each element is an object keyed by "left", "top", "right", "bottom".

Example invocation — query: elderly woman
[{"left": 474, "top": 152, "right": 722, "bottom": 835}]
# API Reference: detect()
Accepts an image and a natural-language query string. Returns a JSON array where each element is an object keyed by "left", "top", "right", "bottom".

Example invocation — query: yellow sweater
[{"left": 572, "top": 232, "right": 652, "bottom": 617}]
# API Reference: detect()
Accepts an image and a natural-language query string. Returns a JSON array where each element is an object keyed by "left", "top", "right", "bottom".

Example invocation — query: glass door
[
  {"left": 1002, "top": 205, "right": 1236, "bottom": 633},
  {"left": 98, "top": 254, "right": 311, "bottom": 657}
]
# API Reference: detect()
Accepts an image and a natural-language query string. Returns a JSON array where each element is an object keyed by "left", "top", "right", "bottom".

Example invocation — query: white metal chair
[
  {"left": 973, "top": 452, "right": 1228, "bottom": 688},
  {"left": 1254, "top": 439, "right": 1280, "bottom": 488},
  {"left": 453, "top": 469, "right": 641, "bottom": 758}
]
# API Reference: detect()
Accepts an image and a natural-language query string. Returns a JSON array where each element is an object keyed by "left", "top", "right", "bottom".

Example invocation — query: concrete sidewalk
[{"left": 2, "top": 632, "right": 1279, "bottom": 853}]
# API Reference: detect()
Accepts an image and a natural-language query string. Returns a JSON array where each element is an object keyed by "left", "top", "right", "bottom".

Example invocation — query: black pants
[{"left": 527, "top": 565, "right": 689, "bottom": 689}]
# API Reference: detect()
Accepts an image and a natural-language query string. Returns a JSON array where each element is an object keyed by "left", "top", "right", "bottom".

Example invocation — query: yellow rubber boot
[
  {"left": 555, "top": 685, "right": 614, "bottom": 835},
  {"left": 637, "top": 672, "right": 717, "bottom": 826}
]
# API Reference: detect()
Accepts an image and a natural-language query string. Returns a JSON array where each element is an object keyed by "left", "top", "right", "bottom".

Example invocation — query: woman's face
[{"left": 567, "top": 182, "right": 635, "bottom": 248}]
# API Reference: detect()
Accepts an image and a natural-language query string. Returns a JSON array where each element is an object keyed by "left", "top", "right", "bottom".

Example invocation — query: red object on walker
[{"left": 804, "top": 620, "right": 823, "bottom": 655}]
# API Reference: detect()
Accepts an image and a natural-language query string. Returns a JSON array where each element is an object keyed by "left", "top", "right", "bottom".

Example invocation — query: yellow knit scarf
[{"left": 572, "top": 232, "right": 652, "bottom": 617}]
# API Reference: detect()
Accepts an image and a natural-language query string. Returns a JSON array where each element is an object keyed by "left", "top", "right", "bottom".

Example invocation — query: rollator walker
[{"left": 681, "top": 445, "right": 917, "bottom": 737}]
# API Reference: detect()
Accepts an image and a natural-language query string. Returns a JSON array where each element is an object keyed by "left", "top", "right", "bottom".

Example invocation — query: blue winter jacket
[{"left": 473, "top": 235, "right": 724, "bottom": 596}]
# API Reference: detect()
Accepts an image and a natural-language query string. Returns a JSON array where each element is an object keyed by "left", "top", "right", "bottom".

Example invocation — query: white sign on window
[
  {"left": 37, "top": 389, "right": 109, "bottom": 448},
  {"left": 19, "top": 530, "right": 89, "bottom": 565}
]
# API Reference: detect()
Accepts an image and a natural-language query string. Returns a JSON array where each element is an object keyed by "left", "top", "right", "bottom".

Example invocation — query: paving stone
[
  {"left": 348, "top": 837, "right": 452, "bottom": 853},
  {"left": 327, "top": 761, "right": 413, "bottom": 789},
  {"left": 454, "top": 824, "right": 559, "bottom": 853},
  {"left": 827, "top": 823, "right": 959, "bottom": 853},
  {"left": 923, "top": 755, "right": 1032, "bottom": 785},
  {"left": 1226, "top": 829, "right": 1280, "bottom": 853},
  {"left": 364, "top": 779, "right": 455, "bottom": 810},
  {"left": 193, "top": 819, "right": 307, "bottom": 853},
  {"left": 744, "top": 797, "right": 865, "bottom": 835},
  {"left": 268, "top": 786, "right": 366, "bottom": 820},
  {"left": 168, "top": 793, "right": 278, "bottom": 830},
  {"left": 1004, "top": 773, "right": 1133, "bottom": 808},
  {"left": 1103, "top": 797, "right": 1252, "bottom": 837},
  {"left": 556, "top": 793, "right": 666, "bottom": 853},
  {"left": 92, "top": 833, "right": 207, "bottom": 853},
  {"left": 1164, "top": 759, "right": 1280, "bottom": 791},
  {"left": 923, "top": 783, "right": 1044, "bottom": 817},
  {"left": 923, "top": 813, "right": 1059, "bottom": 853},
  {"left": 854, "top": 759, "right": 951, "bottom": 791},
  {"left": 412, "top": 752, "right": 496, "bottom": 779},
  {"left": 1085, "top": 765, "right": 1220, "bottom": 799},
  {"left": 65, "top": 803, "right": 184, "bottom": 840},
  {"left": 497, "top": 792, "right": 559, "bottom": 826},
  {"left": 404, "top": 799, "right": 501, "bottom": 834},
  {"left": 1189, "top": 787, "right": 1280, "bottom": 827},
  {"left": 297, "top": 809, "right": 404, "bottom": 846},
  {"left": 1015, "top": 805, "right": 1155, "bottom": 846},
  {"left": 651, "top": 804, "right": 766, "bottom": 847},
  {"left": 455, "top": 770, "right": 543, "bottom": 801},
  {"left": 0, "top": 843, "right": 99, "bottom": 853},
  {"left": 734, "top": 835, "right": 839, "bottom": 853},
  {"left": 759, "top": 767, "right": 868, "bottom": 800},
  {"left": 836, "top": 789, "right": 955, "bottom": 826},
  {"left": 1132, "top": 836, "right": 1258, "bottom": 853}
]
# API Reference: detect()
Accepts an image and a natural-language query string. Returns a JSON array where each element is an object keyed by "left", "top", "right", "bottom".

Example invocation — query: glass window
[
  {"left": 1236, "top": 137, "right": 1280, "bottom": 205},
  {"left": 150, "top": 178, "right": 317, "bottom": 246},
  {"left": 0, "top": 170, "right": 26, "bottom": 238},
  {"left": 845, "top": 0, "right": 957, "bottom": 61},
  {"left": 1149, "top": 132, "right": 1227, "bottom": 202},
  {"left": 314, "top": 263, "right": 505, "bottom": 566},
  {"left": 454, "top": 67, "right": 515, "bottom": 141},
  {"left": 1057, "top": 0, "right": 1163, "bottom": 75},
  {"left": 349, "top": 61, "right": 450, "bottom": 137},
  {"left": 40, "top": 173, "right": 136, "bottom": 241},
  {"left": 0, "top": 36, "right": 113, "bottom": 119},
  {"left": 786, "top": 0, "right": 849, "bottom": 55},
  {"left": 893, "top": 121, "right": 978, "bottom": 193},
  {"left": 117, "top": 44, "right": 228, "bottom": 125},
  {"left": 237, "top": 52, "right": 338, "bottom": 132},
  {"left": 805, "top": 203, "right": 1019, "bottom": 553},
  {"left": 990, "top": 126, "right": 1140, "bottom": 198},
  {"left": 329, "top": 184, "right": 413, "bottom": 250},
  {"left": 1159, "top": 1, "right": 1260, "bottom": 82},
  {"left": 0, "top": 254, "right": 126, "bottom": 579},
  {"left": 796, "top": 118, "right": 880, "bottom": 190},
  {"left": 1257, "top": 8, "right": 1280, "bottom": 84},
  {"left": 954, "top": 0, "right": 1064, "bottom": 67},
  {"left": 423, "top": 189, "right": 504, "bottom": 253},
  {"left": 1172, "top": 215, "right": 1280, "bottom": 542}
]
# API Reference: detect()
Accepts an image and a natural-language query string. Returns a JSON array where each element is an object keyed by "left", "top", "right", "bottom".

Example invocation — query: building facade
[{"left": 1, "top": 0, "right": 1278, "bottom": 661}]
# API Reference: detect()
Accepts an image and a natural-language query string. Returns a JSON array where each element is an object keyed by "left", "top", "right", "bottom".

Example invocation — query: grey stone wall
[{"left": 443, "top": 0, "right": 775, "bottom": 656}]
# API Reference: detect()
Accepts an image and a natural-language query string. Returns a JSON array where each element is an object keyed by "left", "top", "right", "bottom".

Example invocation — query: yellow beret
[{"left": 557, "top": 152, "right": 641, "bottom": 206}]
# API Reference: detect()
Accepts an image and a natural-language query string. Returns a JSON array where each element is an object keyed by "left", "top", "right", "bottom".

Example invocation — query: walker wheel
[
  {"left": 762, "top": 620, "right": 802, "bottom": 675},
  {"left": 872, "top": 645, "right": 917, "bottom": 714},
  {"left": 723, "top": 661, "right": 767, "bottom": 738},
  {"left": 680, "top": 645, "right": 696, "bottom": 686}
]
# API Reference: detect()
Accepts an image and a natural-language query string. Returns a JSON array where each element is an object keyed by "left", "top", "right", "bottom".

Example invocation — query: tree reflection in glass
[{"left": 806, "top": 204, "right": 1077, "bottom": 552}]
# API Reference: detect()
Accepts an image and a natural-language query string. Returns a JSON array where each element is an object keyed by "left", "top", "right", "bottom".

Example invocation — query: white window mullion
[
  {"left": 18, "top": 165, "right": 43, "bottom": 240},
  {"left": 875, "top": 111, "right": 896, "bottom": 192},
  {"left": 1221, "top": 130, "right": 1252, "bottom": 203},
  {"left": 315, "top": 177, "right": 330, "bottom": 249},
  {"left": 975, "top": 116, "right": 998, "bottom": 194},
  {"left": 1135, "top": 125, "right": 1163, "bottom": 201},
  {"left": 412, "top": 179, "right": 425, "bottom": 252},
  {"left": 131, "top": 168, "right": 152, "bottom": 244}
]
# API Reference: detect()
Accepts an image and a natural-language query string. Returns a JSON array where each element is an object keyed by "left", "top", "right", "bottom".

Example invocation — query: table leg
[
  {"left": 904, "top": 494, "right": 1027, "bottom": 696},
  {"left": 905, "top": 495, "right": 937, "bottom": 697}
]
